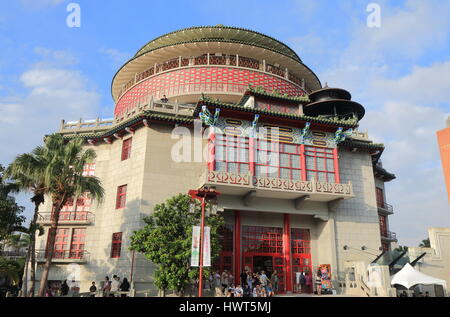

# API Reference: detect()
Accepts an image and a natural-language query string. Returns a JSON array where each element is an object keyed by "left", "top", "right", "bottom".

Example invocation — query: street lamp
[{"left": 188, "top": 186, "right": 220, "bottom": 297}]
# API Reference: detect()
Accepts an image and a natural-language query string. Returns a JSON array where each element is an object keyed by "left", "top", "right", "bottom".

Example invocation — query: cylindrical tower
[{"left": 111, "top": 25, "right": 322, "bottom": 118}]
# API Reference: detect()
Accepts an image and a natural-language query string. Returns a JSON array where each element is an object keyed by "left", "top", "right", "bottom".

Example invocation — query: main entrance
[
  {"left": 241, "top": 226, "right": 286, "bottom": 292},
  {"left": 214, "top": 214, "right": 313, "bottom": 294}
]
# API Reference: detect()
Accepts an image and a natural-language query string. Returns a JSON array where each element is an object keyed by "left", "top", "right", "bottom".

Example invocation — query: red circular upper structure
[{"left": 112, "top": 26, "right": 322, "bottom": 118}]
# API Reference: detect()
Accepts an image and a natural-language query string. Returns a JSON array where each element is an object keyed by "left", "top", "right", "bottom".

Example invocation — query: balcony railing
[
  {"left": 36, "top": 250, "right": 89, "bottom": 263},
  {"left": 377, "top": 201, "right": 394, "bottom": 214},
  {"left": 202, "top": 170, "right": 353, "bottom": 201},
  {"left": 37, "top": 212, "right": 94, "bottom": 225},
  {"left": 381, "top": 231, "right": 397, "bottom": 242},
  {"left": 117, "top": 53, "right": 307, "bottom": 99}
]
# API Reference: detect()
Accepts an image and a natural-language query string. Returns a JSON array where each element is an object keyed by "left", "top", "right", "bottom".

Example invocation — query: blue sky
[{"left": 0, "top": 0, "right": 449, "bottom": 246}]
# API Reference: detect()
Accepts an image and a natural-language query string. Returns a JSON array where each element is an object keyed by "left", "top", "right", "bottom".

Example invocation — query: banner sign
[
  {"left": 191, "top": 226, "right": 211, "bottom": 267},
  {"left": 203, "top": 226, "right": 211, "bottom": 267},
  {"left": 191, "top": 226, "right": 200, "bottom": 267}
]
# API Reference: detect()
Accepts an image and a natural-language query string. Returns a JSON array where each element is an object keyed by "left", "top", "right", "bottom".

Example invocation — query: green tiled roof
[
  {"left": 196, "top": 95, "right": 358, "bottom": 128},
  {"left": 60, "top": 112, "right": 193, "bottom": 141},
  {"left": 339, "top": 138, "right": 385, "bottom": 151},
  {"left": 135, "top": 25, "right": 302, "bottom": 62},
  {"left": 245, "top": 85, "right": 310, "bottom": 103}
]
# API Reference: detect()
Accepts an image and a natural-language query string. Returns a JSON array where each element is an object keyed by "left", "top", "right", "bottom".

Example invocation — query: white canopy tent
[{"left": 391, "top": 263, "right": 447, "bottom": 289}]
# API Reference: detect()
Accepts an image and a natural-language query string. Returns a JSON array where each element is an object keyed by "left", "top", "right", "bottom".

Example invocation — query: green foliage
[
  {"left": 0, "top": 256, "right": 24, "bottom": 285},
  {"left": 0, "top": 165, "right": 25, "bottom": 242},
  {"left": 395, "top": 245, "right": 409, "bottom": 252},
  {"left": 130, "top": 193, "right": 224, "bottom": 295},
  {"left": 419, "top": 238, "right": 430, "bottom": 248}
]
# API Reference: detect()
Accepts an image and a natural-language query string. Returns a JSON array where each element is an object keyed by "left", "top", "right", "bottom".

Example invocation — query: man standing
[
  {"left": 89, "top": 282, "right": 97, "bottom": 297},
  {"left": 110, "top": 275, "right": 120, "bottom": 297}
]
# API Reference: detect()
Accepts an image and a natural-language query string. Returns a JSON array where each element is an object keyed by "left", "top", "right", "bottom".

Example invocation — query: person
[
  {"left": 271, "top": 270, "right": 278, "bottom": 294},
  {"left": 243, "top": 284, "right": 251, "bottom": 297},
  {"left": 60, "top": 280, "right": 69, "bottom": 296},
  {"left": 252, "top": 285, "right": 260, "bottom": 297},
  {"left": 305, "top": 272, "right": 312, "bottom": 293},
  {"left": 266, "top": 283, "right": 274, "bottom": 297},
  {"left": 300, "top": 272, "right": 306, "bottom": 293},
  {"left": 315, "top": 269, "right": 322, "bottom": 296},
  {"left": 226, "top": 288, "right": 233, "bottom": 297},
  {"left": 213, "top": 271, "right": 222, "bottom": 297},
  {"left": 161, "top": 95, "right": 168, "bottom": 103},
  {"left": 45, "top": 285, "right": 53, "bottom": 297},
  {"left": 89, "top": 282, "right": 97, "bottom": 297},
  {"left": 425, "top": 292, "right": 430, "bottom": 297},
  {"left": 399, "top": 290, "right": 408, "bottom": 297},
  {"left": 260, "top": 285, "right": 267, "bottom": 297},
  {"left": 234, "top": 284, "right": 243, "bottom": 297},
  {"left": 240, "top": 270, "right": 247, "bottom": 286},
  {"left": 221, "top": 270, "right": 229, "bottom": 295},
  {"left": 102, "top": 276, "right": 111, "bottom": 297},
  {"left": 120, "top": 277, "right": 130, "bottom": 297},
  {"left": 110, "top": 275, "right": 120, "bottom": 297},
  {"left": 259, "top": 270, "right": 269, "bottom": 294}
]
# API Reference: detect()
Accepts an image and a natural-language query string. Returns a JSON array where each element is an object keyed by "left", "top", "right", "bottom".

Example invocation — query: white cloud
[
  {"left": 100, "top": 48, "right": 131, "bottom": 68},
  {"left": 0, "top": 66, "right": 100, "bottom": 164},
  {"left": 308, "top": 1, "right": 450, "bottom": 246},
  {"left": 33, "top": 47, "right": 78, "bottom": 66}
]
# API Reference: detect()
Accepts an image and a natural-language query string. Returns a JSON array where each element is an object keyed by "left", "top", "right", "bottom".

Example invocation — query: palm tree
[
  {"left": 7, "top": 153, "right": 49, "bottom": 297},
  {"left": 9, "top": 134, "right": 104, "bottom": 297}
]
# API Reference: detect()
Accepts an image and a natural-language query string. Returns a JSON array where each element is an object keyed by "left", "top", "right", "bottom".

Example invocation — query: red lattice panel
[{"left": 114, "top": 67, "right": 306, "bottom": 117}]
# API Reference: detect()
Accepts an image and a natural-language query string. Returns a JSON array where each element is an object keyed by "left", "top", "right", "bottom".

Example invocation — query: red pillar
[
  {"left": 283, "top": 214, "right": 293, "bottom": 293},
  {"left": 300, "top": 144, "right": 307, "bottom": 181},
  {"left": 333, "top": 148, "right": 340, "bottom": 183},
  {"left": 249, "top": 137, "right": 255, "bottom": 174},
  {"left": 208, "top": 130, "right": 216, "bottom": 171},
  {"left": 234, "top": 210, "right": 241, "bottom": 278}
]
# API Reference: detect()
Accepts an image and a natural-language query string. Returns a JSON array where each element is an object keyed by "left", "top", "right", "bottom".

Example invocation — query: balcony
[
  {"left": 117, "top": 53, "right": 307, "bottom": 99},
  {"left": 200, "top": 170, "right": 354, "bottom": 203},
  {"left": 381, "top": 231, "right": 397, "bottom": 242},
  {"left": 37, "top": 212, "right": 94, "bottom": 226},
  {"left": 377, "top": 201, "right": 394, "bottom": 215},
  {"left": 36, "top": 250, "right": 89, "bottom": 263}
]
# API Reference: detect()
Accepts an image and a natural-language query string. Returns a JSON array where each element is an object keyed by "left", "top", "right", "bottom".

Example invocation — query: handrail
[
  {"left": 117, "top": 53, "right": 307, "bottom": 99},
  {"left": 377, "top": 201, "right": 393, "bottom": 213},
  {"left": 37, "top": 211, "right": 95, "bottom": 223},
  {"left": 35, "top": 249, "right": 90, "bottom": 262}
]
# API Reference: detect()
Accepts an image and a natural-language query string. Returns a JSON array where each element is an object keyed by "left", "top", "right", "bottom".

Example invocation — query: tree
[
  {"left": 419, "top": 238, "right": 430, "bottom": 248},
  {"left": 7, "top": 148, "right": 51, "bottom": 297},
  {"left": 395, "top": 245, "right": 408, "bottom": 253},
  {"left": 10, "top": 134, "right": 104, "bottom": 297},
  {"left": 0, "top": 165, "right": 25, "bottom": 242},
  {"left": 130, "top": 194, "right": 224, "bottom": 296}
]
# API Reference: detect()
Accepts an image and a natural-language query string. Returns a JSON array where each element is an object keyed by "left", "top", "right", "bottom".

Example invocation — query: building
[
  {"left": 437, "top": 116, "right": 450, "bottom": 203},
  {"left": 33, "top": 25, "right": 397, "bottom": 296}
]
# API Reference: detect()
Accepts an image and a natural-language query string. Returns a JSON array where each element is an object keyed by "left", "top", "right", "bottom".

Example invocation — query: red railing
[{"left": 266, "top": 63, "right": 285, "bottom": 77}]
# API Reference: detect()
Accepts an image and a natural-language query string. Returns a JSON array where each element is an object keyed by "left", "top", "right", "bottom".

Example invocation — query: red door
[{"left": 291, "top": 228, "right": 312, "bottom": 293}]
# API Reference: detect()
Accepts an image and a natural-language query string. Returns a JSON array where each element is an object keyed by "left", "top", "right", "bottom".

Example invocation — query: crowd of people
[
  {"left": 44, "top": 275, "right": 131, "bottom": 297},
  {"left": 206, "top": 269, "right": 278, "bottom": 297}
]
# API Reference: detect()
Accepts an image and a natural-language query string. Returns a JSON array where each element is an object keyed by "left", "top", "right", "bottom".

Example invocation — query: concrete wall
[{"left": 332, "top": 149, "right": 382, "bottom": 283}]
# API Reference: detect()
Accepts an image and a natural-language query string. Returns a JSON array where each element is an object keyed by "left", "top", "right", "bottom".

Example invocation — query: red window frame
[
  {"left": 82, "top": 163, "right": 96, "bottom": 177},
  {"left": 213, "top": 225, "right": 234, "bottom": 273},
  {"left": 111, "top": 232, "right": 122, "bottom": 258},
  {"left": 116, "top": 185, "right": 127, "bottom": 209},
  {"left": 304, "top": 146, "right": 336, "bottom": 183},
  {"left": 242, "top": 226, "right": 283, "bottom": 254},
  {"left": 214, "top": 134, "right": 250, "bottom": 174},
  {"left": 255, "top": 141, "right": 302, "bottom": 180},
  {"left": 69, "top": 228, "right": 86, "bottom": 259},
  {"left": 121, "top": 138, "right": 132, "bottom": 161},
  {"left": 290, "top": 228, "right": 311, "bottom": 255},
  {"left": 49, "top": 228, "right": 69, "bottom": 259}
]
